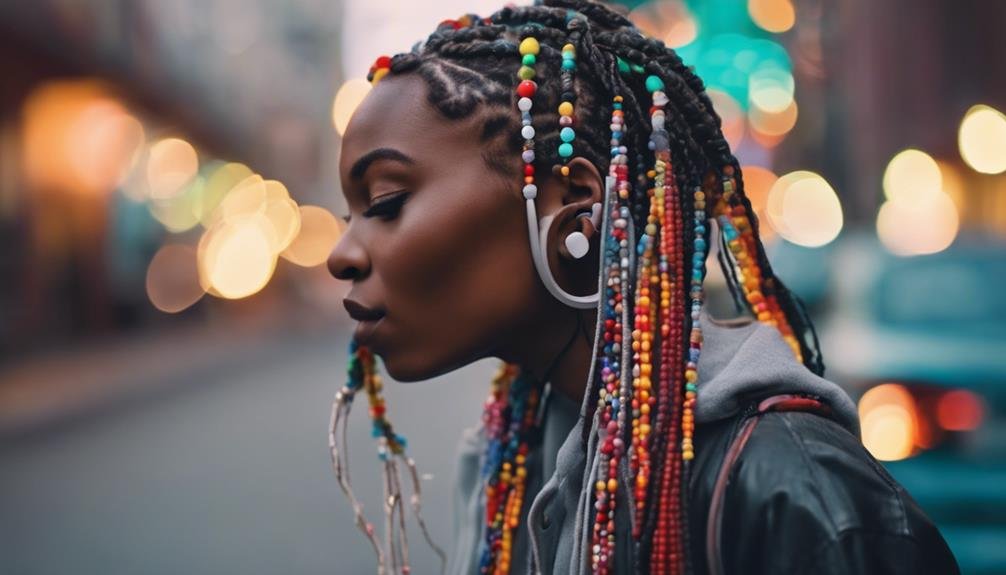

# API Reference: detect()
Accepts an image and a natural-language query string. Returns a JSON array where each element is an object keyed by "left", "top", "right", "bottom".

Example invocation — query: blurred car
[{"left": 811, "top": 232, "right": 1006, "bottom": 575}]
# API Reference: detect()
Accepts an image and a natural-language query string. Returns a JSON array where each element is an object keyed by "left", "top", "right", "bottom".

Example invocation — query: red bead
[
  {"left": 375, "top": 55, "right": 391, "bottom": 69},
  {"left": 524, "top": 164, "right": 534, "bottom": 176},
  {"left": 517, "top": 80, "right": 537, "bottom": 98}
]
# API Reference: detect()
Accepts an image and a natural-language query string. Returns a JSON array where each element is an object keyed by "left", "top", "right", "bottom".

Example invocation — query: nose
[{"left": 327, "top": 225, "right": 371, "bottom": 281}]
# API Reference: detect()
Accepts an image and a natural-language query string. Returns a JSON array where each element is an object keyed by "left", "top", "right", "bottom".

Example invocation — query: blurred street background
[{"left": 1, "top": 0, "right": 1004, "bottom": 573}]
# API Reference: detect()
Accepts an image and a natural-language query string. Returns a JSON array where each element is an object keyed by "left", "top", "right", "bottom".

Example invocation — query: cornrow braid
[{"left": 352, "top": 2, "right": 826, "bottom": 574}]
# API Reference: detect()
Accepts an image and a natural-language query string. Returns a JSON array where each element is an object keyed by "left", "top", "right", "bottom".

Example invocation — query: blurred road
[{"left": 0, "top": 326, "right": 494, "bottom": 575}]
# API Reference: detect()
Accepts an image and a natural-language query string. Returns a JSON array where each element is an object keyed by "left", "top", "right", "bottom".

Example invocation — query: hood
[{"left": 693, "top": 310, "right": 860, "bottom": 436}]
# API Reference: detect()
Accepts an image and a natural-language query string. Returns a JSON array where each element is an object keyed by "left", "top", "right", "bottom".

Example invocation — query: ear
[{"left": 536, "top": 156, "right": 605, "bottom": 261}]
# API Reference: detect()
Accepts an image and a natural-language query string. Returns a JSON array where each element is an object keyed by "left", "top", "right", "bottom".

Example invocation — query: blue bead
[
  {"left": 645, "top": 75, "right": 665, "bottom": 92},
  {"left": 558, "top": 142, "right": 573, "bottom": 157},
  {"left": 695, "top": 224, "right": 706, "bottom": 235},
  {"left": 695, "top": 238, "right": 707, "bottom": 252},
  {"left": 560, "top": 126, "right": 576, "bottom": 142},
  {"left": 562, "top": 59, "right": 576, "bottom": 70}
]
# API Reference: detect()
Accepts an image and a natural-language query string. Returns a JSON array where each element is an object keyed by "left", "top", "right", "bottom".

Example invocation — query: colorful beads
[
  {"left": 557, "top": 41, "right": 577, "bottom": 167},
  {"left": 478, "top": 364, "right": 540, "bottom": 575},
  {"left": 367, "top": 54, "right": 392, "bottom": 85},
  {"left": 519, "top": 36, "right": 540, "bottom": 56},
  {"left": 591, "top": 95, "right": 631, "bottom": 575}
]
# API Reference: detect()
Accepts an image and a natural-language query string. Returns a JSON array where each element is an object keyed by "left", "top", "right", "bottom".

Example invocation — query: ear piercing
[{"left": 564, "top": 201, "right": 603, "bottom": 260}]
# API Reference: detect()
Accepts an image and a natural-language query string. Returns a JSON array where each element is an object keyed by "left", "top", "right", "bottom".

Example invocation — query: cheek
[{"left": 378, "top": 176, "right": 535, "bottom": 374}]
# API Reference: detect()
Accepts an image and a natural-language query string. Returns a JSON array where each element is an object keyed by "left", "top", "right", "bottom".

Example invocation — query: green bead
[
  {"left": 645, "top": 75, "right": 665, "bottom": 92},
  {"left": 522, "top": 53, "right": 536, "bottom": 66},
  {"left": 617, "top": 57, "right": 630, "bottom": 74},
  {"left": 562, "top": 59, "right": 576, "bottom": 70},
  {"left": 631, "top": 63, "right": 645, "bottom": 73},
  {"left": 558, "top": 142, "right": 573, "bottom": 158},
  {"left": 519, "top": 66, "right": 536, "bottom": 80}
]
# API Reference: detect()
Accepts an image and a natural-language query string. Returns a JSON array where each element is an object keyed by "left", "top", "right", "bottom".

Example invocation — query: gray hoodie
[{"left": 446, "top": 311, "right": 859, "bottom": 575}]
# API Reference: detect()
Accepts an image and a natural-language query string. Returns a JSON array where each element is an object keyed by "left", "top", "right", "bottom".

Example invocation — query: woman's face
[{"left": 328, "top": 73, "right": 572, "bottom": 381}]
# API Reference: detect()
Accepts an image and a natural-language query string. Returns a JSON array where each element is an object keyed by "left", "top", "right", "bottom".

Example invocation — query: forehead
[{"left": 339, "top": 73, "right": 484, "bottom": 177}]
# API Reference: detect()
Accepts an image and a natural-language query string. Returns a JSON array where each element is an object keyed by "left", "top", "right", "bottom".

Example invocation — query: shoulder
[{"left": 719, "top": 411, "right": 959, "bottom": 574}]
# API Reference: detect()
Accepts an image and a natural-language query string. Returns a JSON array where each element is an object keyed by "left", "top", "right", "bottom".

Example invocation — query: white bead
[
  {"left": 522, "top": 184, "right": 538, "bottom": 199},
  {"left": 521, "top": 125, "right": 535, "bottom": 139},
  {"left": 518, "top": 97, "right": 533, "bottom": 111},
  {"left": 565, "top": 231, "right": 590, "bottom": 259}
]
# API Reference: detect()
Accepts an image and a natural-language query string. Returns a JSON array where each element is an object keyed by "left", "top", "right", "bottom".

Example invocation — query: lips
[
  {"left": 343, "top": 299, "right": 386, "bottom": 322},
  {"left": 344, "top": 299, "right": 387, "bottom": 345}
]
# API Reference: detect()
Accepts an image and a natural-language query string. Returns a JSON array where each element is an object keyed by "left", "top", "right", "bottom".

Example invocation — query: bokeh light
[
  {"left": 332, "top": 78, "right": 372, "bottom": 136},
  {"left": 766, "top": 170, "right": 842, "bottom": 247},
  {"left": 629, "top": 1, "right": 698, "bottom": 48},
  {"left": 859, "top": 383, "right": 918, "bottom": 461},
  {"left": 706, "top": 89, "right": 745, "bottom": 149},
  {"left": 739, "top": 165, "right": 778, "bottom": 240},
  {"left": 749, "top": 66, "right": 795, "bottom": 113},
  {"left": 936, "top": 390, "right": 985, "bottom": 432},
  {"left": 883, "top": 148, "right": 942, "bottom": 202},
  {"left": 198, "top": 215, "right": 278, "bottom": 299},
  {"left": 876, "top": 192, "right": 959, "bottom": 256},
  {"left": 200, "top": 162, "right": 255, "bottom": 226},
  {"left": 748, "top": 0, "right": 796, "bottom": 34},
  {"left": 749, "top": 98, "right": 798, "bottom": 140},
  {"left": 147, "top": 137, "right": 199, "bottom": 200},
  {"left": 281, "top": 205, "right": 344, "bottom": 267},
  {"left": 22, "top": 80, "right": 144, "bottom": 196},
  {"left": 145, "top": 244, "right": 205, "bottom": 313},
  {"left": 958, "top": 104, "right": 1006, "bottom": 174}
]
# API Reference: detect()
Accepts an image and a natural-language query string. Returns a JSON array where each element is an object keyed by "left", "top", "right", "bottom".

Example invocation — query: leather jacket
[{"left": 685, "top": 401, "right": 961, "bottom": 575}]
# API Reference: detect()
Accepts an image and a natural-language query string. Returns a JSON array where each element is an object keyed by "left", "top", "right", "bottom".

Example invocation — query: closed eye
[{"left": 362, "top": 190, "right": 409, "bottom": 219}]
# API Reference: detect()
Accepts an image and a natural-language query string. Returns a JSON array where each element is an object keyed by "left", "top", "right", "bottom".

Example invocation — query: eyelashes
[{"left": 362, "top": 190, "right": 409, "bottom": 219}]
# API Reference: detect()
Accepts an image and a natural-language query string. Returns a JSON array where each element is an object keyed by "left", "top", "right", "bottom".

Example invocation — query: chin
[{"left": 376, "top": 350, "right": 441, "bottom": 382}]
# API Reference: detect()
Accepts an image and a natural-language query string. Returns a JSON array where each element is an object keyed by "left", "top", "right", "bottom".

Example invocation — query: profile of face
[{"left": 327, "top": 73, "right": 604, "bottom": 382}]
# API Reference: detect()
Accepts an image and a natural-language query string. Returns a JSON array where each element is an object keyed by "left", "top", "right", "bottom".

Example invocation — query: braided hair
[{"left": 362, "top": 1, "right": 825, "bottom": 573}]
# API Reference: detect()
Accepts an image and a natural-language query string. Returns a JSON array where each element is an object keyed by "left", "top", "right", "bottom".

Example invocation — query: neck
[{"left": 518, "top": 308, "right": 596, "bottom": 405}]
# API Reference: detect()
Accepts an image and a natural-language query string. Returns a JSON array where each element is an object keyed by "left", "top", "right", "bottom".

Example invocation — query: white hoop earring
[{"left": 524, "top": 176, "right": 613, "bottom": 309}]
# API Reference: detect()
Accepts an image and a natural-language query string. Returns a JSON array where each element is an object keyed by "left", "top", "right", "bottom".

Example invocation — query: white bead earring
[{"left": 564, "top": 202, "right": 601, "bottom": 260}]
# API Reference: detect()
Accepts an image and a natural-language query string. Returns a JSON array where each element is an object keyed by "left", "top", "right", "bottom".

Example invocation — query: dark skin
[{"left": 327, "top": 73, "right": 605, "bottom": 403}]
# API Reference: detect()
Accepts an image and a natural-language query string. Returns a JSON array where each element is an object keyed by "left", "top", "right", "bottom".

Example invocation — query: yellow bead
[
  {"left": 519, "top": 37, "right": 540, "bottom": 56},
  {"left": 562, "top": 43, "right": 575, "bottom": 53},
  {"left": 371, "top": 68, "right": 389, "bottom": 84},
  {"left": 558, "top": 101, "right": 574, "bottom": 116},
  {"left": 560, "top": 165, "right": 570, "bottom": 176},
  {"left": 596, "top": 480, "right": 606, "bottom": 492}
]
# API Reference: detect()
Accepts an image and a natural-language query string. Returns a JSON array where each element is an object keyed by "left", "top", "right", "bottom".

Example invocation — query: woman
[{"left": 326, "top": 1, "right": 960, "bottom": 573}]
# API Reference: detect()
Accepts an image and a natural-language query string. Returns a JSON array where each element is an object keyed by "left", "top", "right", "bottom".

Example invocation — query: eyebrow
[{"left": 349, "top": 147, "right": 415, "bottom": 181}]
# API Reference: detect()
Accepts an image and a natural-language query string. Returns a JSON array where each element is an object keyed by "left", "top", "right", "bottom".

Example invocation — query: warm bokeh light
[
  {"left": 748, "top": 67, "right": 794, "bottom": 114},
  {"left": 936, "top": 389, "right": 985, "bottom": 432},
  {"left": 147, "top": 137, "right": 199, "bottom": 200},
  {"left": 145, "top": 244, "right": 205, "bottom": 313},
  {"left": 332, "top": 78, "right": 372, "bottom": 136},
  {"left": 739, "top": 165, "right": 778, "bottom": 240},
  {"left": 748, "top": 0, "right": 796, "bottom": 34},
  {"left": 935, "top": 159, "right": 968, "bottom": 215},
  {"left": 629, "top": 1, "right": 698, "bottom": 48},
  {"left": 883, "top": 148, "right": 942, "bottom": 202},
  {"left": 859, "top": 384, "right": 918, "bottom": 461},
  {"left": 281, "top": 205, "right": 344, "bottom": 267},
  {"left": 22, "top": 80, "right": 144, "bottom": 196},
  {"left": 199, "top": 215, "right": 277, "bottom": 299},
  {"left": 749, "top": 99, "right": 798, "bottom": 138},
  {"left": 877, "top": 192, "right": 959, "bottom": 256},
  {"left": 706, "top": 89, "right": 746, "bottom": 149},
  {"left": 766, "top": 170, "right": 842, "bottom": 247},
  {"left": 148, "top": 177, "right": 205, "bottom": 233},
  {"left": 958, "top": 104, "right": 1006, "bottom": 174},
  {"left": 200, "top": 162, "right": 255, "bottom": 226}
]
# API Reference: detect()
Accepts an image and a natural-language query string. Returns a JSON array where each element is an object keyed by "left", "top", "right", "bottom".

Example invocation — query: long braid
[{"left": 356, "top": 2, "right": 826, "bottom": 573}]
